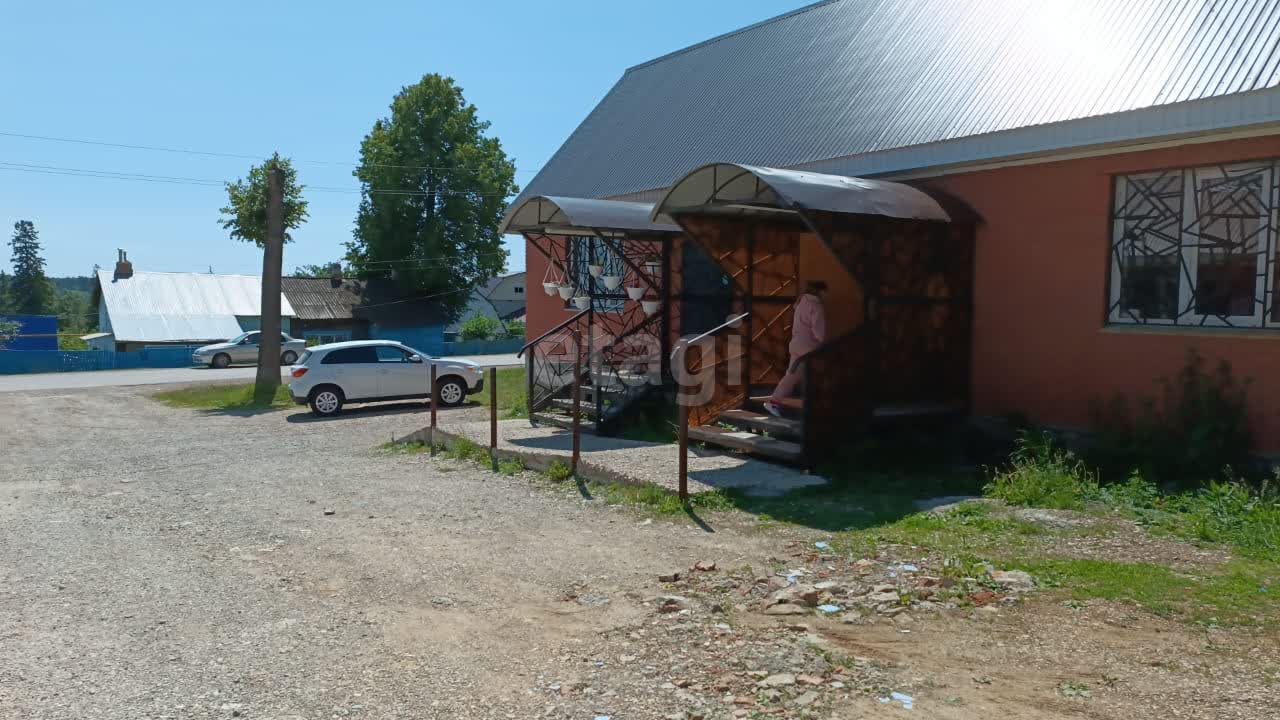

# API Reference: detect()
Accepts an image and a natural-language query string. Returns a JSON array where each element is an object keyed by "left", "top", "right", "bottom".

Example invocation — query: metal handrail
[
  {"left": 517, "top": 308, "right": 591, "bottom": 358},
  {"left": 669, "top": 312, "right": 750, "bottom": 363}
]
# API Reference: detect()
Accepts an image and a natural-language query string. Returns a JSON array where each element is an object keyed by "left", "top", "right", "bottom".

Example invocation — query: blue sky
[{"left": 0, "top": 0, "right": 801, "bottom": 278}]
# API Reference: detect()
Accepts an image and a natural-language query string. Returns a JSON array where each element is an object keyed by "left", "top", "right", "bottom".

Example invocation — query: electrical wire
[
  {"left": 0, "top": 161, "right": 518, "bottom": 197},
  {"left": 0, "top": 130, "right": 537, "bottom": 175}
]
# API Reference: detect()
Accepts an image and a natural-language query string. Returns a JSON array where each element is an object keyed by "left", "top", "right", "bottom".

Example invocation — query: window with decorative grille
[{"left": 1108, "top": 160, "right": 1278, "bottom": 328}]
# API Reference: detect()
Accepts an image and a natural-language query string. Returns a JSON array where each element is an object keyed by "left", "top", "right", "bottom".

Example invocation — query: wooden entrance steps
[{"left": 688, "top": 404, "right": 805, "bottom": 465}]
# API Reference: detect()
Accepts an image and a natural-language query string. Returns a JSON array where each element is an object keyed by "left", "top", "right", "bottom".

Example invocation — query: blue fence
[
  {"left": 439, "top": 338, "right": 524, "bottom": 357},
  {"left": 0, "top": 346, "right": 201, "bottom": 375}
]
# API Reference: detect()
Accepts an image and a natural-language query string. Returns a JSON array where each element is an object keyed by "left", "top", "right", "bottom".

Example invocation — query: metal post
[
  {"left": 675, "top": 343, "right": 689, "bottom": 503},
  {"left": 678, "top": 400, "right": 689, "bottom": 503},
  {"left": 489, "top": 366, "right": 498, "bottom": 471},
  {"left": 429, "top": 362, "right": 438, "bottom": 457},
  {"left": 571, "top": 329, "right": 582, "bottom": 474}
]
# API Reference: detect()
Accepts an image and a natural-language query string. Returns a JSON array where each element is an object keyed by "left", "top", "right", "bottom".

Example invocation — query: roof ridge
[
  {"left": 97, "top": 268, "right": 261, "bottom": 279},
  {"left": 625, "top": 0, "right": 843, "bottom": 73}
]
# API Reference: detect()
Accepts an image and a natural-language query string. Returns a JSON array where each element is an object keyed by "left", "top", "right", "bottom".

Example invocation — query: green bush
[
  {"left": 984, "top": 432, "right": 1098, "bottom": 510},
  {"left": 1091, "top": 350, "right": 1252, "bottom": 488},
  {"left": 496, "top": 457, "right": 525, "bottom": 476},
  {"left": 459, "top": 314, "right": 501, "bottom": 342},
  {"left": 504, "top": 320, "right": 525, "bottom": 339},
  {"left": 545, "top": 459, "right": 573, "bottom": 482}
]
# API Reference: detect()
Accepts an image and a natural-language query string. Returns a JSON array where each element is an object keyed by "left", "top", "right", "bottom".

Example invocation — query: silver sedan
[{"left": 192, "top": 332, "right": 307, "bottom": 369}]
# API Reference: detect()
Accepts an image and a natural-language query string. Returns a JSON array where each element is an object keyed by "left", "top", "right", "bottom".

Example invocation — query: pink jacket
[{"left": 789, "top": 293, "right": 826, "bottom": 357}]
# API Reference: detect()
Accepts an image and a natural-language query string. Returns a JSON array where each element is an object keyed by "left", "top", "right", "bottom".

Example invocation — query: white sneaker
[{"left": 764, "top": 402, "right": 782, "bottom": 417}]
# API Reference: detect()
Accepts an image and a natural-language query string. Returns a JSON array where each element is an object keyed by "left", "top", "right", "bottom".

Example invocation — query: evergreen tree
[
  {"left": 0, "top": 270, "right": 12, "bottom": 313},
  {"left": 8, "top": 221, "right": 55, "bottom": 315}
]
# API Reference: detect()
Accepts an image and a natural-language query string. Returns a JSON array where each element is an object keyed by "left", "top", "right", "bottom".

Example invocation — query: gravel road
[
  {"left": 0, "top": 386, "right": 783, "bottom": 719},
  {"left": 5, "top": 385, "right": 1276, "bottom": 720}
]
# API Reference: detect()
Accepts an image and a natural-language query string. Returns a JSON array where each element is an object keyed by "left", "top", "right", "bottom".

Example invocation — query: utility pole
[{"left": 255, "top": 162, "right": 286, "bottom": 403}]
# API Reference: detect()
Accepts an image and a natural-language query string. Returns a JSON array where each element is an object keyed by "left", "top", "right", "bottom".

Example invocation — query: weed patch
[{"left": 153, "top": 383, "right": 292, "bottom": 411}]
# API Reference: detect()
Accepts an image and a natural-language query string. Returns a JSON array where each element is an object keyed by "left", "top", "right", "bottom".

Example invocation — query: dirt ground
[{"left": 1, "top": 386, "right": 1276, "bottom": 719}]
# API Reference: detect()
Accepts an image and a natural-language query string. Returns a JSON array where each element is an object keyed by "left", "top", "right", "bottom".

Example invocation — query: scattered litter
[
  {"left": 879, "top": 691, "right": 914, "bottom": 710},
  {"left": 594, "top": 716, "right": 612, "bottom": 720},
  {"left": 640, "top": 518, "right": 652, "bottom": 526},
  {"left": 814, "top": 541, "right": 831, "bottom": 550},
  {"left": 817, "top": 604, "right": 842, "bottom": 614},
  {"left": 896, "top": 563, "right": 920, "bottom": 572},
  {"left": 780, "top": 569, "right": 805, "bottom": 585}
]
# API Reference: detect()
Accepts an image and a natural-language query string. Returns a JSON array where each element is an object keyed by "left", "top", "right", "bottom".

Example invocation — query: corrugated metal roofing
[
  {"left": 520, "top": 0, "right": 1280, "bottom": 201},
  {"left": 97, "top": 270, "right": 297, "bottom": 342},
  {"left": 280, "top": 277, "right": 365, "bottom": 321},
  {"left": 501, "top": 196, "right": 681, "bottom": 234},
  {"left": 652, "top": 163, "right": 951, "bottom": 223}
]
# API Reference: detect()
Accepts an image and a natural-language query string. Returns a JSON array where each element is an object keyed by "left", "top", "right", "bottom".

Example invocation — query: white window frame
[{"left": 1108, "top": 160, "right": 1279, "bottom": 329}]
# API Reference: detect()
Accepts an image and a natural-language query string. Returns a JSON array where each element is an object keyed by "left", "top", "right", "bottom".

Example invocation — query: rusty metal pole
[
  {"left": 489, "top": 366, "right": 498, "bottom": 471},
  {"left": 571, "top": 330, "right": 581, "bottom": 474},
  {"left": 678, "top": 401, "right": 689, "bottom": 503},
  {"left": 429, "top": 362, "right": 438, "bottom": 457},
  {"left": 675, "top": 342, "right": 689, "bottom": 503}
]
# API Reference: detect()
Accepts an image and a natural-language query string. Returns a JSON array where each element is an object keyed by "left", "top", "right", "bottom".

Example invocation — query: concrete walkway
[{"left": 425, "top": 419, "right": 827, "bottom": 498}]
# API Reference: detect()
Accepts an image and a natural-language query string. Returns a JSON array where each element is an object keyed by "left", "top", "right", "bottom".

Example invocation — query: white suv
[{"left": 288, "top": 340, "right": 484, "bottom": 416}]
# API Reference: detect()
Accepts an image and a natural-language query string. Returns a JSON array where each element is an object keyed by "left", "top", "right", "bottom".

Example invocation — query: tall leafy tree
[
  {"left": 346, "top": 74, "right": 518, "bottom": 320},
  {"left": 218, "top": 153, "right": 309, "bottom": 246},
  {"left": 8, "top": 221, "right": 55, "bottom": 315}
]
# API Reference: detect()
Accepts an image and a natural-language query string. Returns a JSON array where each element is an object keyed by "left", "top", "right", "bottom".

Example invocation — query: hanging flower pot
[
  {"left": 602, "top": 275, "right": 623, "bottom": 291},
  {"left": 573, "top": 294, "right": 591, "bottom": 311},
  {"left": 641, "top": 299, "right": 661, "bottom": 316},
  {"left": 625, "top": 286, "right": 645, "bottom": 301},
  {"left": 543, "top": 264, "right": 565, "bottom": 296},
  {"left": 588, "top": 263, "right": 604, "bottom": 278},
  {"left": 557, "top": 284, "right": 574, "bottom": 300}
]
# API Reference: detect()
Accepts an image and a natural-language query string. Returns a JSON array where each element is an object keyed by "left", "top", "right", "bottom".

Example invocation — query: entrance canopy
[
  {"left": 502, "top": 195, "right": 681, "bottom": 237},
  {"left": 652, "top": 163, "right": 951, "bottom": 224}
]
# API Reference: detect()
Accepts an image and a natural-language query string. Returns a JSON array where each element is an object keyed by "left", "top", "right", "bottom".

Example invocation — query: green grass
[
  {"left": 153, "top": 383, "right": 292, "bottom": 411},
  {"left": 1011, "top": 557, "right": 1277, "bottom": 626},
  {"left": 583, "top": 479, "right": 737, "bottom": 515},
  {"left": 472, "top": 367, "right": 527, "bottom": 419}
]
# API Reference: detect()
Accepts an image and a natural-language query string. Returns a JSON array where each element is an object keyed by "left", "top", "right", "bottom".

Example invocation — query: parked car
[
  {"left": 193, "top": 331, "right": 307, "bottom": 369},
  {"left": 287, "top": 340, "right": 484, "bottom": 416}
]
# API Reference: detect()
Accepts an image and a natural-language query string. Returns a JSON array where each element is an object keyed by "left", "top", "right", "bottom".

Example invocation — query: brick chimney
[
  {"left": 329, "top": 262, "right": 343, "bottom": 288},
  {"left": 114, "top": 249, "right": 133, "bottom": 280}
]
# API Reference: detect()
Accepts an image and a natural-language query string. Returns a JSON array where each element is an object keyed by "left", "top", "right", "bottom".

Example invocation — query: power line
[
  {"left": 0, "top": 129, "right": 537, "bottom": 175},
  {"left": 0, "top": 160, "right": 518, "bottom": 197}
]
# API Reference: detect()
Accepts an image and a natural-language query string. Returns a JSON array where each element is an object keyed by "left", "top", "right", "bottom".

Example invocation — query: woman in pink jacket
[{"left": 766, "top": 280, "right": 827, "bottom": 417}]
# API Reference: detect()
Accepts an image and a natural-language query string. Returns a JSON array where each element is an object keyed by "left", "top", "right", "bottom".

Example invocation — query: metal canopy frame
[
  {"left": 651, "top": 163, "right": 952, "bottom": 227},
  {"left": 502, "top": 195, "right": 681, "bottom": 236}
]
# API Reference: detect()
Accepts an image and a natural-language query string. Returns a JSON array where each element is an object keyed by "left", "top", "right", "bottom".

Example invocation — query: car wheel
[
  {"left": 435, "top": 376, "right": 467, "bottom": 408},
  {"left": 281, "top": 350, "right": 297, "bottom": 365},
  {"left": 309, "top": 386, "right": 344, "bottom": 416},
  {"left": 211, "top": 353, "right": 231, "bottom": 369}
]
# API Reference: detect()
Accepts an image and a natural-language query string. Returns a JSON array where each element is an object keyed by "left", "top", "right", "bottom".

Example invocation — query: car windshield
[{"left": 228, "top": 332, "right": 253, "bottom": 344}]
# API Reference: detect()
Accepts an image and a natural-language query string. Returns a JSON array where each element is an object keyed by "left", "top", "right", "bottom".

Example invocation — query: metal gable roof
[
  {"left": 280, "top": 277, "right": 365, "bottom": 321},
  {"left": 519, "top": 0, "right": 1280, "bottom": 202},
  {"left": 501, "top": 196, "right": 681, "bottom": 234},
  {"left": 97, "top": 270, "right": 297, "bottom": 343}
]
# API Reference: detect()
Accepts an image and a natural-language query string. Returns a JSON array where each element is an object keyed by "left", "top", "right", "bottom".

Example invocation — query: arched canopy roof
[
  {"left": 652, "top": 163, "right": 951, "bottom": 224},
  {"left": 502, "top": 195, "right": 681, "bottom": 237}
]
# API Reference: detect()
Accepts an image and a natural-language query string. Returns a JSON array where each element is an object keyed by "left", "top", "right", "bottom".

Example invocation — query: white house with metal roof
[{"left": 92, "top": 252, "right": 296, "bottom": 352}]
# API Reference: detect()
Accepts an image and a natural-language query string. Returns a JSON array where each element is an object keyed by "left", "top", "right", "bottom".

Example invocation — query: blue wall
[
  {"left": 1, "top": 314, "right": 58, "bottom": 351},
  {"left": 369, "top": 323, "right": 445, "bottom": 356},
  {"left": 440, "top": 338, "right": 524, "bottom": 356},
  {"left": 0, "top": 346, "right": 201, "bottom": 375}
]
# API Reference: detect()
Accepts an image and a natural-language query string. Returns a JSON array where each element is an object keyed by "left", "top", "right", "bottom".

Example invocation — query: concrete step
[
  {"left": 530, "top": 412, "right": 597, "bottom": 433},
  {"left": 549, "top": 398, "right": 599, "bottom": 417},
  {"left": 718, "top": 409, "right": 802, "bottom": 440},
  {"left": 747, "top": 394, "right": 803, "bottom": 411},
  {"left": 688, "top": 425, "right": 804, "bottom": 464}
]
